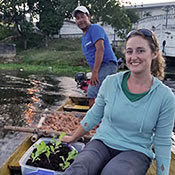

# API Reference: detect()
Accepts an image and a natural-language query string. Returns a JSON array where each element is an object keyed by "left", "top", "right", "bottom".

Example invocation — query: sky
[{"left": 126, "top": 0, "right": 175, "bottom": 5}]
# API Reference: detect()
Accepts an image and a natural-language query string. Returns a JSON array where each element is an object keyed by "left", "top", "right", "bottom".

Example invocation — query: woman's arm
[
  {"left": 62, "top": 76, "right": 110, "bottom": 143},
  {"left": 154, "top": 91, "right": 175, "bottom": 175}
]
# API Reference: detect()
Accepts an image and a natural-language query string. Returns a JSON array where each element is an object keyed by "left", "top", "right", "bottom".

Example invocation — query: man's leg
[{"left": 87, "top": 62, "right": 117, "bottom": 108}]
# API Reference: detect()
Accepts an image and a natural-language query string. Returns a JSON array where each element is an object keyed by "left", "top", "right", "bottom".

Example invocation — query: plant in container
[{"left": 19, "top": 132, "right": 84, "bottom": 175}]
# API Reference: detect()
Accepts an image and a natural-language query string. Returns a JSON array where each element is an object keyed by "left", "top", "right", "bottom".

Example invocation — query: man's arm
[{"left": 90, "top": 39, "right": 104, "bottom": 86}]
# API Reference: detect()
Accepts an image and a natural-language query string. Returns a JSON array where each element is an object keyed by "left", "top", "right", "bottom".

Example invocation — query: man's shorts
[{"left": 87, "top": 61, "right": 118, "bottom": 98}]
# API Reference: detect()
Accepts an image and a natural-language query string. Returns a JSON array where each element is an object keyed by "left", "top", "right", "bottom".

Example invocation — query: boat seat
[{"left": 63, "top": 104, "right": 89, "bottom": 112}]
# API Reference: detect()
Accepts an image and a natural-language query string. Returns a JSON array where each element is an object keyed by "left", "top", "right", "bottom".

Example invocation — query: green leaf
[
  {"left": 55, "top": 132, "right": 66, "bottom": 148},
  {"left": 50, "top": 145, "right": 55, "bottom": 152}
]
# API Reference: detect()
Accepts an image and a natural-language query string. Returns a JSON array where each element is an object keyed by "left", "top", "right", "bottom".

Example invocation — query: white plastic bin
[{"left": 19, "top": 137, "right": 85, "bottom": 175}]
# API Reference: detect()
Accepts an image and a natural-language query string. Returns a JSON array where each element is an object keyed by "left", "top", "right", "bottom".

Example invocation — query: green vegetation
[
  {"left": 0, "top": 0, "right": 139, "bottom": 49},
  {"left": 50, "top": 132, "right": 66, "bottom": 152},
  {"left": 0, "top": 38, "right": 90, "bottom": 77},
  {"left": 31, "top": 132, "right": 67, "bottom": 163},
  {"left": 30, "top": 132, "right": 78, "bottom": 171},
  {"left": 31, "top": 140, "right": 50, "bottom": 162},
  {"left": 59, "top": 149, "right": 78, "bottom": 170}
]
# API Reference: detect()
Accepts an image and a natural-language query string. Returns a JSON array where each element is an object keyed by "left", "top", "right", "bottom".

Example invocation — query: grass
[{"left": 0, "top": 38, "right": 90, "bottom": 76}]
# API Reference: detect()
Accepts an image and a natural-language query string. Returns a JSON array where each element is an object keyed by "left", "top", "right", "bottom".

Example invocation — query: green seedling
[
  {"left": 52, "top": 132, "right": 66, "bottom": 148},
  {"left": 59, "top": 149, "right": 78, "bottom": 170},
  {"left": 31, "top": 152, "right": 40, "bottom": 162},
  {"left": 50, "top": 145, "right": 55, "bottom": 153},
  {"left": 31, "top": 140, "right": 50, "bottom": 162},
  {"left": 45, "top": 146, "right": 51, "bottom": 163},
  {"left": 30, "top": 132, "right": 66, "bottom": 162},
  {"left": 50, "top": 132, "right": 66, "bottom": 153}
]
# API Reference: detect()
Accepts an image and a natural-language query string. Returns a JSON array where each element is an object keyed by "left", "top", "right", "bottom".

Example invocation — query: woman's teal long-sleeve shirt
[{"left": 81, "top": 71, "right": 175, "bottom": 175}]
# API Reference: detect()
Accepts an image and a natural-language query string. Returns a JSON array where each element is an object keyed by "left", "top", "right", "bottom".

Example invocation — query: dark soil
[{"left": 26, "top": 143, "right": 74, "bottom": 172}]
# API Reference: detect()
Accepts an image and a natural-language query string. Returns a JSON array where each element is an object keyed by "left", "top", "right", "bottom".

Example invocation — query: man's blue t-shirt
[{"left": 81, "top": 24, "right": 118, "bottom": 69}]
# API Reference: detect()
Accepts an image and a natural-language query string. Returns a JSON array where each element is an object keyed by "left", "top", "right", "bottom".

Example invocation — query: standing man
[{"left": 73, "top": 6, "right": 118, "bottom": 108}]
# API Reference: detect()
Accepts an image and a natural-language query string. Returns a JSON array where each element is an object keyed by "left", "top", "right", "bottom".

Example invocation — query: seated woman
[{"left": 62, "top": 29, "right": 175, "bottom": 175}]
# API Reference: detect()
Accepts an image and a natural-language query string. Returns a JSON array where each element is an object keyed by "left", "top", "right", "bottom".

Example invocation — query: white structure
[
  {"left": 59, "top": 20, "right": 115, "bottom": 44},
  {"left": 128, "top": 2, "right": 175, "bottom": 57},
  {"left": 59, "top": 20, "right": 82, "bottom": 38},
  {"left": 128, "top": 2, "right": 175, "bottom": 18}
]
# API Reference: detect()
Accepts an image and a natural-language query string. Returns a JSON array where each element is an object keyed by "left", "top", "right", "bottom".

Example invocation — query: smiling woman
[{"left": 61, "top": 29, "right": 175, "bottom": 175}]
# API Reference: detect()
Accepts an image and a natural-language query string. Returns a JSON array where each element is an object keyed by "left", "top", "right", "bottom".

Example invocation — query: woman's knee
[
  {"left": 64, "top": 140, "right": 111, "bottom": 175},
  {"left": 101, "top": 151, "right": 150, "bottom": 175},
  {"left": 101, "top": 160, "right": 136, "bottom": 175}
]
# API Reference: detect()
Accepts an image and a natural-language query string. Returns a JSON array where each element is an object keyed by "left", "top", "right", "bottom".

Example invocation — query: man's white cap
[{"left": 73, "top": 6, "right": 90, "bottom": 17}]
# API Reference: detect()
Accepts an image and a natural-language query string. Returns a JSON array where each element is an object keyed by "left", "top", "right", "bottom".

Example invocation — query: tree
[
  {"left": 125, "top": 8, "right": 140, "bottom": 24},
  {"left": 36, "top": 0, "right": 77, "bottom": 47},
  {"left": 78, "top": 0, "right": 135, "bottom": 38},
  {"left": 0, "top": 0, "right": 37, "bottom": 49},
  {"left": 0, "top": 0, "right": 139, "bottom": 48},
  {"left": 0, "top": 0, "right": 78, "bottom": 48},
  {"left": 18, "top": 19, "right": 34, "bottom": 49},
  {"left": 0, "top": 24, "right": 13, "bottom": 41}
]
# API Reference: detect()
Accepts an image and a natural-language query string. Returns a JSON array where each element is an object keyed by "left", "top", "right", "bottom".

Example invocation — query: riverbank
[
  {"left": 1, "top": 37, "right": 175, "bottom": 77},
  {"left": 0, "top": 38, "right": 90, "bottom": 76}
]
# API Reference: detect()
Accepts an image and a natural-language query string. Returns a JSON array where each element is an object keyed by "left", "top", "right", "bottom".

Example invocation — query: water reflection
[
  {"left": 0, "top": 70, "right": 65, "bottom": 166},
  {"left": 25, "top": 80, "right": 42, "bottom": 124}
]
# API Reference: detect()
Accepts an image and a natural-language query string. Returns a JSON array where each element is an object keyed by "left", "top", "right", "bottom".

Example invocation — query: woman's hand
[
  {"left": 62, "top": 125, "right": 88, "bottom": 143},
  {"left": 62, "top": 135, "right": 77, "bottom": 143}
]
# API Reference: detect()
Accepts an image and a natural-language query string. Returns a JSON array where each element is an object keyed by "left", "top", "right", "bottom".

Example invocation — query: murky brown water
[{"left": 0, "top": 70, "right": 82, "bottom": 166}]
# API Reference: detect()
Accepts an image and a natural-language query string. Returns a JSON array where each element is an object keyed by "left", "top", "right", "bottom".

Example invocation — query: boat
[
  {"left": 0, "top": 95, "right": 175, "bottom": 175},
  {"left": 136, "top": 14, "right": 175, "bottom": 59},
  {"left": 58, "top": 95, "right": 89, "bottom": 112}
]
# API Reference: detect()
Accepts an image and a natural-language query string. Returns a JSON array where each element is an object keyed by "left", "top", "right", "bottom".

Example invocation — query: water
[
  {"left": 0, "top": 69, "right": 174, "bottom": 167},
  {"left": 0, "top": 70, "right": 80, "bottom": 166}
]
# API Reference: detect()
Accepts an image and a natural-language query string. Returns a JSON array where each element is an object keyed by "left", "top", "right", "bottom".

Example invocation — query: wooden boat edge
[
  {"left": 0, "top": 135, "right": 33, "bottom": 175},
  {"left": 57, "top": 95, "right": 89, "bottom": 112}
]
